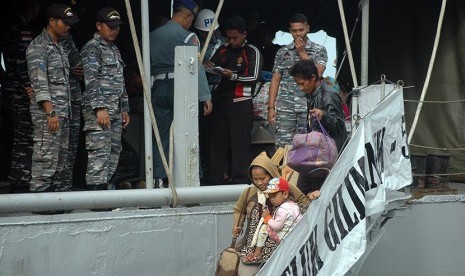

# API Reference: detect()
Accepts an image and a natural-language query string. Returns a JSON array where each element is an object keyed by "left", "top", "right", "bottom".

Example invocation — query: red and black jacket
[{"left": 209, "top": 40, "right": 263, "bottom": 103}]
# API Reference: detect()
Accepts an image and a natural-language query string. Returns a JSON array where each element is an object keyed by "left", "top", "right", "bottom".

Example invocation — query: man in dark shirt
[{"left": 205, "top": 15, "right": 263, "bottom": 184}]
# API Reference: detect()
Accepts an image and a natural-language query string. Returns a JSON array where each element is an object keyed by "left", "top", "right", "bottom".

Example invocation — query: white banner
[
  {"left": 359, "top": 84, "right": 397, "bottom": 117},
  {"left": 256, "top": 87, "right": 411, "bottom": 276}
]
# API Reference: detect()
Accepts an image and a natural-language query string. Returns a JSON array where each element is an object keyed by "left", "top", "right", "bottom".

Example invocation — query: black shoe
[
  {"left": 32, "top": 210, "right": 72, "bottom": 215},
  {"left": 10, "top": 185, "right": 31, "bottom": 194},
  {"left": 87, "top": 184, "right": 107, "bottom": 191},
  {"left": 31, "top": 185, "right": 56, "bottom": 193},
  {"left": 0, "top": 184, "right": 11, "bottom": 194},
  {"left": 90, "top": 208, "right": 113, "bottom": 212}
]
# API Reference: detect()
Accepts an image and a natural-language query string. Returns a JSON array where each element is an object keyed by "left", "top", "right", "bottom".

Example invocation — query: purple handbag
[{"left": 286, "top": 118, "right": 338, "bottom": 177}]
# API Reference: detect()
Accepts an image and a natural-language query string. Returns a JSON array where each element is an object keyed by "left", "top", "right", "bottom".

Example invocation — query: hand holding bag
[{"left": 286, "top": 117, "right": 338, "bottom": 177}]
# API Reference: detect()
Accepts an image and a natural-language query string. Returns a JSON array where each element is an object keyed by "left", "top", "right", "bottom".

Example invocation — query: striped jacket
[{"left": 209, "top": 40, "right": 263, "bottom": 103}]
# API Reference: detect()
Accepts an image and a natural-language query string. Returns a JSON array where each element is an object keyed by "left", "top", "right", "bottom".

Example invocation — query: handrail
[{"left": 0, "top": 185, "right": 248, "bottom": 213}]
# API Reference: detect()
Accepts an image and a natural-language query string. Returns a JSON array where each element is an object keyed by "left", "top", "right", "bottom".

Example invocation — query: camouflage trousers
[
  {"left": 4, "top": 89, "right": 33, "bottom": 187},
  {"left": 30, "top": 114, "right": 69, "bottom": 192},
  {"left": 59, "top": 100, "right": 81, "bottom": 191},
  {"left": 85, "top": 115, "right": 122, "bottom": 186},
  {"left": 275, "top": 107, "right": 308, "bottom": 148}
]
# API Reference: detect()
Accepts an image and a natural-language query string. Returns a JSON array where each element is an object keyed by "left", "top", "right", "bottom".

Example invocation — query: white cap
[{"left": 195, "top": 9, "right": 218, "bottom": 31}]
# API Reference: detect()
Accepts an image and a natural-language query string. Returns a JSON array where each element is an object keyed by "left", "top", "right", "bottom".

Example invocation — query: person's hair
[
  {"left": 289, "top": 13, "right": 308, "bottom": 25},
  {"left": 173, "top": 6, "right": 190, "bottom": 16},
  {"left": 225, "top": 15, "right": 247, "bottom": 33},
  {"left": 289, "top": 59, "right": 318, "bottom": 80}
]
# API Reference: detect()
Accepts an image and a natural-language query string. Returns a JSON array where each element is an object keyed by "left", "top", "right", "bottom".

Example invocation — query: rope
[
  {"left": 405, "top": 99, "right": 465, "bottom": 103},
  {"left": 341, "top": 77, "right": 402, "bottom": 103},
  {"left": 409, "top": 143, "right": 465, "bottom": 151},
  {"left": 413, "top": 172, "right": 465, "bottom": 176},
  {"left": 124, "top": 0, "right": 177, "bottom": 206},
  {"left": 337, "top": 0, "right": 359, "bottom": 88},
  {"left": 407, "top": 0, "right": 448, "bottom": 143},
  {"left": 335, "top": 0, "right": 362, "bottom": 80},
  {"left": 169, "top": 123, "right": 178, "bottom": 207}
]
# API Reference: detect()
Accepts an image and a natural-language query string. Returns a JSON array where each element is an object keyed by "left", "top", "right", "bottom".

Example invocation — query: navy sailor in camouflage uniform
[
  {"left": 267, "top": 14, "right": 328, "bottom": 147},
  {"left": 81, "top": 7, "right": 130, "bottom": 190},
  {"left": 2, "top": 0, "right": 41, "bottom": 193},
  {"left": 26, "top": 3, "right": 79, "bottom": 192}
]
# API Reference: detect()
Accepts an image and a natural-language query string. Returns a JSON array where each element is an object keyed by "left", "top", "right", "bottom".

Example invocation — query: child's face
[
  {"left": 251, "top": 167, "right": 272, "bottom": 191},
  {"left": 267, "top": 191, "right": 289, "bottom": 207}
]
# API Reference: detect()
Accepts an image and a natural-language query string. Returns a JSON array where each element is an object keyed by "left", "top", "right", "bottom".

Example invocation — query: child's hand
[
  {"left": 262, "top": 208, "right": 270, "bottom": 218},
  {"left": 232, "top": 226, "right": 242, "bottom": 238},
  {"left": 308, "top": 190, "right": 321, "bottom": 201}
]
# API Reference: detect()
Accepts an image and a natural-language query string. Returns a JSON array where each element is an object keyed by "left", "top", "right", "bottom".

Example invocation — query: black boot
[
  {"left": 87, "top": 184, "right": 107, "bottom": 191},
  {"left": 10, "top": 185, "right": 31, "bottom": 193}
]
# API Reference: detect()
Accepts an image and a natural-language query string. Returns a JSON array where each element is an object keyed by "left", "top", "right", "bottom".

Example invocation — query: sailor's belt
[{"left": 153, "top": 72, "right": 175, "bottom": 81}]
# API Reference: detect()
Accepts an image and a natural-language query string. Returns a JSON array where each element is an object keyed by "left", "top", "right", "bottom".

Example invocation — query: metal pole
[
  {"left": 141, "top": 0, "right": 154, "bottom": 189},
  {"left": 173, "top": 46, "right": 200, "bottom": 187},
  {"left": 124, "top": 0, "right": 172, "bottom": 192},
  {"left": 170, "top": 0, "right": 174, "bottom": 17},
  {"left": 361, "top": 0, "right": 369, "bottom": 86},
  {"left": 0, "top": 185, "right": 248, "bottom": 213},
  {"left": 380, "top": 74, "right": 386, "bottom": 99}
]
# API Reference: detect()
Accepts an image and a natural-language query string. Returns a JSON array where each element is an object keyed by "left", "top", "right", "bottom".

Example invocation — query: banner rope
[
  {"left": 405, "top": 99, "right": 465, "bottom": 103},
  {"left": 413, "top": 172, "right": 465, "bottom": 176},
  {"left": 409, "top": 143, "right": 465, "bottom": 151}
]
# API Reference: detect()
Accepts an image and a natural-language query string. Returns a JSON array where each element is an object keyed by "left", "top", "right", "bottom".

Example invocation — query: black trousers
[{"left": 210, "top": 100, "right": 253, "bottom": 184}]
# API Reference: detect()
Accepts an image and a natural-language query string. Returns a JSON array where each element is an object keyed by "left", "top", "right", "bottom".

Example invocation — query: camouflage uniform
[
  {"left": 58, "top": 34, "right": 82, "bottom": 192},
  {"left": 272, "top": 40, "right": 327, "bottom": 147},
  {"left": 26, "top": 29, "right": 71, "bottom": 192},
  {"left": 81, "top": 33, "right": 129, "bottom": 187},
  {"left": 2, "top": 15, "right": 35, "bottom": 190}
]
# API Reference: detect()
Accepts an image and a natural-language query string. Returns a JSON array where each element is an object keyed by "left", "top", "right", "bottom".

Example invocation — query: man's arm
[
  {"left": 81, "top": 44, "right": 104, "bottom": 110},
  {"left": 185, "top": 32, "right": 212, "bottom": 106},
  {"left": 82, "top": 44, "right": 111, "bottom": 128},
  {"left": 313, "top": 44, "right": 328, "bottom": 77},
  {"left": 267, "top": 72, "right": 281, "bottom": 126},
  {"left": 26, "top": 43, "right": 50, "bottom": 104},
  {"left": 26, "top": 43, "right": 59, "bottom": 131},
  {"left": 234, "top": 46, "right": 263, "bottom": 84}
]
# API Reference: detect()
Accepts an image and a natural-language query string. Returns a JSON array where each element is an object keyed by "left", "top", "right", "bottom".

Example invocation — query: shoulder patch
[
  {"left": 283, "top": 51, "right": 292, "bottom": 61},
  {"left": 38, "top": 62, "right": 46, "bottom": 71},
  {"left": 88, "top": 49, "right": 97, "bottom": 63}
]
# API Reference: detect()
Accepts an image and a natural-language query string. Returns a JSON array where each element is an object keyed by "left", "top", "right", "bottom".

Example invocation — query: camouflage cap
[
  {"left": 96, "top": 7, "right": 124, "bottom": 28},
  {"left": 46, "top": 3, "right": 79, "bottom": 25}
]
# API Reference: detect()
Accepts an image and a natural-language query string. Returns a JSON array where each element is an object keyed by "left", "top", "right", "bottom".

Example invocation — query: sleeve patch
[
  {"left": 88, "top": 50, "right": 97, "bottom": 63},
  {"left": 38, "top": 62, "right": 46, "bottom": 71}
]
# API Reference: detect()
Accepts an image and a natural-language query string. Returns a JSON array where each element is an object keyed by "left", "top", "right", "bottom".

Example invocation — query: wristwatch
[{"left": 47, "top": 110, "right": 56, "bottom": 117}]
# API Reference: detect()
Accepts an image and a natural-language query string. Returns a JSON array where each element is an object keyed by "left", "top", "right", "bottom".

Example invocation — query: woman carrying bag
[{"left": 288, "top": 59, "right": 348, "bottom": 195}]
